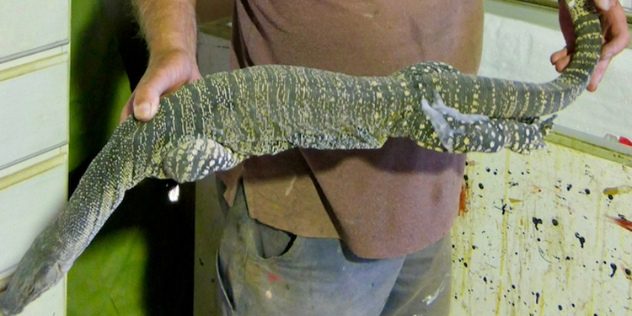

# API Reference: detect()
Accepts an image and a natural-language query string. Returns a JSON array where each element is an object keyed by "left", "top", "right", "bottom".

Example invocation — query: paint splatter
[
  {"left": 609, "top": 215, "right": 632, "bottom": 233},
  {"left": 610, "top": 263, "right": 617, "bottom": 277},
  {"left": 268, "top": 272, "right": 281, "bottom": 282},
  {"left": 575, "top": 232, "right": 586, "bottom": 248},
  {"left": 603, "top": 185, "right": 632, "bottom": 196},
  {"left": 509, "top": 198, "right": 522, "bottom": 205},
  {"left": 458, "top": 184, "right": 468, "bottom": 217},
  {"left": 532, "top": 217, "right": 543, "bottom": 230},
  {"left": 529, "top": 185, "right": 542, "bottom": 194}
]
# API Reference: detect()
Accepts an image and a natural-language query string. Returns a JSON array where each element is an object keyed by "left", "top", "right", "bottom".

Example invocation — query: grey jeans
[{"left": 215, "top": 181, "right": 452, "bottom": 316}]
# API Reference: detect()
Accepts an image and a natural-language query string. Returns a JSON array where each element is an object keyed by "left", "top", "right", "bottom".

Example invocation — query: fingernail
[
  {"left": 595, "top": 0, "right": 611, "bottom": 10},
  {"left": 136, "top": 103, "right": 150, "bottom": 119}
]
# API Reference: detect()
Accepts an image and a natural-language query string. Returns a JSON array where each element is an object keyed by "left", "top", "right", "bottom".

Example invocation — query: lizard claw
[{"left": 430, "top": 90, "right": 490, "bottom": 124}]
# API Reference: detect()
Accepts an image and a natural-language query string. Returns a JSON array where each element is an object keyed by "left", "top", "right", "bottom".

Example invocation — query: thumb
[{"left": 132, "top": 72, "right": 175, "bottom": 121}]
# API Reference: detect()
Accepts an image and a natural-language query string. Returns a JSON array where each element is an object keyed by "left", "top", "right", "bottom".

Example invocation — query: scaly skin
[{"left": 0, "top": 0, "right": 600, "bottom": 314}]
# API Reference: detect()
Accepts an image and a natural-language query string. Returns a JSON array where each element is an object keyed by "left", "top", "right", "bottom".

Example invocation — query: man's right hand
[{"left": 120, "top": 48, "right": 202, "bottom": 123}]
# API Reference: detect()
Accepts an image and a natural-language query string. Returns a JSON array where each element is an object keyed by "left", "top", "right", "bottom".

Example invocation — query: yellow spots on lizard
[
  {"left": 400, "top": 82, "right": 408, "bottom": 87},
  {"left": 376, "top": 92, "right": 383, "bottom": 99},
  {"left": 404, "top": 90, "right": 410, "bottom": 97},
  {"left": 371, "top": 81, "right": 378, "bottom": 86}
]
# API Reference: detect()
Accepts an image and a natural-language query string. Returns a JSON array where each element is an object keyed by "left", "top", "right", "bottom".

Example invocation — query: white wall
[{"left": 481, "top": 0, "right": 632, "bottom": 141}]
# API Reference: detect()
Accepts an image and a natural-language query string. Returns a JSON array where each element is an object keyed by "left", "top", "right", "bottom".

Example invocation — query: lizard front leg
[{"left": 162, "top": 137, "right": 245, "bottom": 183}]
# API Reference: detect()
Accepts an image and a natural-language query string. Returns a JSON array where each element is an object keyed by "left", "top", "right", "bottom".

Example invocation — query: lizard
[{"left": 0, "top": 0, "right": 601, "bottom": 314}]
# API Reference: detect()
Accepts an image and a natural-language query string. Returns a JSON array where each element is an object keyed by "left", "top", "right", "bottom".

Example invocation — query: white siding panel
[
  {"left": 0, "top": 0, "right": 69, "bottom": 61},
  {"left": 0, "top": 162, "right": 67, "bottom": 274},
  {"left": 0, "top": 59, "right": 69, "bottom": 168}
]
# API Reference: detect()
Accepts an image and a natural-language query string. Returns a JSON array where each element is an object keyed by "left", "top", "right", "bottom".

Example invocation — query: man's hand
[
  {"left": 120, "top": 49, "right": 202, "bottom": 122},
  {"left": 551, "top": 0, "right": 630, "bottom": 92},
  {"left": 121, "top": 0, "right": 200, "bottom": 123}
]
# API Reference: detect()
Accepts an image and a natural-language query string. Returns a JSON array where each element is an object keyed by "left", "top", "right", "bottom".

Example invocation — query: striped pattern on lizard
[{"left": 0, "top": 0, "right": 601, "bottom": 314}]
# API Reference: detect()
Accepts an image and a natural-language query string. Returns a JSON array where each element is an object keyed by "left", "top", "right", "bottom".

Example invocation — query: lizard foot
[{"left": 421, "top": 90, "right": 491, "bottom": 152}]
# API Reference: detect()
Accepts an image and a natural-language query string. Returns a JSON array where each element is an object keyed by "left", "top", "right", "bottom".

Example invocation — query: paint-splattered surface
[{"left": 451, "top": 142, "right": 632, "bottom": 315}]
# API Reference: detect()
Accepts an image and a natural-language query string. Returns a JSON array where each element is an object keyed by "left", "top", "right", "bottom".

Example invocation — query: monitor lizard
[{"left": 0, "top": 0, "right": 601, "bottom": 314}]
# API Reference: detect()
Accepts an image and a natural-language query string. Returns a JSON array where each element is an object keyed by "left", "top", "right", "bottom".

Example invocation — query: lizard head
[{"left": 0, "top": 240, "right": 68, "bottom": 316}]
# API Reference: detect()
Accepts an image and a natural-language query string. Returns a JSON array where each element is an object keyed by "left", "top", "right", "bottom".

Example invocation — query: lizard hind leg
[
  {"left": 162, "top": 137, "right": 243, "bottom": 183},
  {"left": 420, "top": 90, "right": 491, "bottom": 152}
]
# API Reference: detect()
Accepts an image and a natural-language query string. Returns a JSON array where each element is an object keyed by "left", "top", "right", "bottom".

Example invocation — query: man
[{"left": 122, "top": 0, "right": 629, "bottom": 315}]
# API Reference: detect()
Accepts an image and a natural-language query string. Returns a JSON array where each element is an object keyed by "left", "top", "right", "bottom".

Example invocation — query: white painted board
[
  {"left": 0, "top": 61, "right": 69, "bottom": 168},
  {"left": 0, "top": 0, "right": 69, "bottom": 62},
  {"left": 0, "top": 162, "right": 67, "bottom": 275},
  {"left": 452, "top": 145, "right": 632, "bottom": 316}
]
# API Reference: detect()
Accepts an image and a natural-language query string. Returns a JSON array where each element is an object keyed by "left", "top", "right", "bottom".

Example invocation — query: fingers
[
  {"left": 594, "top": 0, "right": 613, "bottom": 10},
  {"left": 119, "top": 94, "right": 135, "bottom": 123},
  {"left": 587, "top": 57, "right": 610, "bottom": 91},
  {"left": 550, "top": 47, "right": 572, "bottom": 73},
  {"left": 588, "top": 1, "right": 630, "bottom": 91}
]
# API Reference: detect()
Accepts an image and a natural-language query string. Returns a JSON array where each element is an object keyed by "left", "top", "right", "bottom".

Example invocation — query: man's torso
[{"left": 220, "top": 0, "right": 484, "bottom": 259}]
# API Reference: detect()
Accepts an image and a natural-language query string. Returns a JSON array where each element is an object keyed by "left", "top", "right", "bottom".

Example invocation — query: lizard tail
[{"left": 432, "top": 0, "right": 601, "bottom": 119}]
